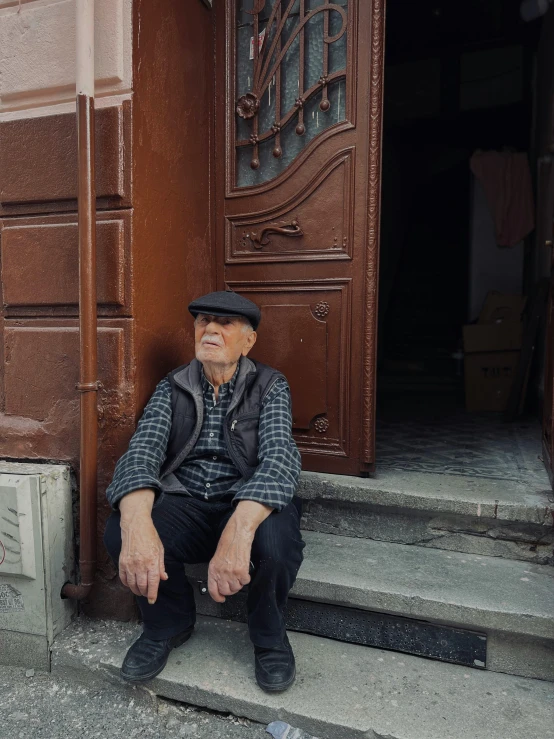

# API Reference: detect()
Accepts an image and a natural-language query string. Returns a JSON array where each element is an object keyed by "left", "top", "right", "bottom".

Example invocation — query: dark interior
[{"left": 376, "top": 0, "right": 546, "bottom": 481}]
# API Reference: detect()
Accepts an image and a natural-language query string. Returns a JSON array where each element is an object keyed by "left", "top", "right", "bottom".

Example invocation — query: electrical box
[{"left": 0, "top": 463, "right": 75, "bottom": 670}]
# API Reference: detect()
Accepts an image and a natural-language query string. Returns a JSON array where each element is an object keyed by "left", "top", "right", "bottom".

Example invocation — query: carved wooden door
[
  {"left": 538, "top": 4, "right": 554, "bottom": 481},
  {"left": 214, "top": 0, "right": 385, "bottom": 475}
]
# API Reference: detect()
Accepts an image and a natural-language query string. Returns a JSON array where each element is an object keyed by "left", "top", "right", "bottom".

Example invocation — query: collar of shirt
[{"left": 200, "top": 359, "right": 241, "bottom": 407}]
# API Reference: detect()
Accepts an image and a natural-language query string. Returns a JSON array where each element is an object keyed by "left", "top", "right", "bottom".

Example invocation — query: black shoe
[
  {"left": 120, "top": 626, "right": 193, "bottom": 683},
  {"left": 254, "top": 634, "right": 296, "bottom": 692}
]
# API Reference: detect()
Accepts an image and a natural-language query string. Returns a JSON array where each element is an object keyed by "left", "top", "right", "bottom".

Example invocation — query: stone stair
[
  {"left": 52, "top": 616, "right": 554, "bottom": 739},
  {"left": 189, "top": 529, "right": 554, "bottom": 682},
  {"left": 52, "top": 469, "right": 554, "bottom": 737},
  {"left": 298, "top": 470, "right": 554, "bottom": 565}
]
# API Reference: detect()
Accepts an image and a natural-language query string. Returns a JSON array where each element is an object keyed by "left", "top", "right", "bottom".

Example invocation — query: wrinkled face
[{"left": 194, "top": 314, "right": 257, "bottom": 367}]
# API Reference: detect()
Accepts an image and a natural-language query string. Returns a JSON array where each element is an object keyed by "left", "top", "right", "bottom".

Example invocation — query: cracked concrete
[{"left": 301, "top": 499, "right": 554, "bottom": 565}]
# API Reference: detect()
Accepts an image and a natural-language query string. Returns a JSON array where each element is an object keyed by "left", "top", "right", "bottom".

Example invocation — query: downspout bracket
[{"left": 76, "top": 381, "right": 102, "bottom": 392}]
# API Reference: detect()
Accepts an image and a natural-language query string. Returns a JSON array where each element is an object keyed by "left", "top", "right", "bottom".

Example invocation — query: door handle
[{"left": 249, "top": 219, "right": 303, "bottom": 248}]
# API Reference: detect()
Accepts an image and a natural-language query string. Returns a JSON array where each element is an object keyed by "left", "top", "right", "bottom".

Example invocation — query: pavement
[{"left": 0, "top": 665, "right": 270, "bottom": 739}]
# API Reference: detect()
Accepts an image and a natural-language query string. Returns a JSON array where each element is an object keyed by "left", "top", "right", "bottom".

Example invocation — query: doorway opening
[{"left": 377, "top": 0, "right": 549, "bottom": 489}]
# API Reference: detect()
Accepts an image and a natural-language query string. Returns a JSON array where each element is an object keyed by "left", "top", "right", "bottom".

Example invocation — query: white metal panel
[
  {"left": 0, "top": 474, "right": 45, "bottom": 635},
  {"left": 0, "top": 476, "right": 38, "bottom": 579},
  {"left": 0, "top": 464, "right": 75, "bottom": 666}
]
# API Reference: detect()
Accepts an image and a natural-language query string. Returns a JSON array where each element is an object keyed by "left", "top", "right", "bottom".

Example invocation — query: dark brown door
[
  {"left": 538, "top": 5, "right": 554, "bottom": 478},
  {"left": 214, "top": 0, "right": 385, "bottom": 475}
]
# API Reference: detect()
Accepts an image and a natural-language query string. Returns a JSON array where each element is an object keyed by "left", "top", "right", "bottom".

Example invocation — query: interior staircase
[{"left": 52, "top": 469, "right": 554, "bottom": 739}]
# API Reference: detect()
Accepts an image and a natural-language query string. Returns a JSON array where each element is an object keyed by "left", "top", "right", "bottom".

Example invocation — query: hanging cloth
[{"left": 470, "top": 150, "right": 535, "bottom": 247}]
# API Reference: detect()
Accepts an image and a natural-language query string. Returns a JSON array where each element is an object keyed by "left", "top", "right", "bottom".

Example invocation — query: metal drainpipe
[{"left": 62, "top": 0, "right": 98, "bottom": 601}]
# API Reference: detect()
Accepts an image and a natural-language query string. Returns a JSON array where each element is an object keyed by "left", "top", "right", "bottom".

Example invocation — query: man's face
[{"left": 194, "top": 314, "right": 257, "bottom": 367}]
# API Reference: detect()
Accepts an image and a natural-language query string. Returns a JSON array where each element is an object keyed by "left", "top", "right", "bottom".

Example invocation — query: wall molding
[{"left": 0, "top": 0, "right": 132, "bottom": 114}]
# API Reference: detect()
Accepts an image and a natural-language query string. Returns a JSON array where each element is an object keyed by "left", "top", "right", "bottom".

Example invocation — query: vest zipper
[
  {"left": 230, "top": 413, "right": 259, "bottom": 432},
  {"left": 226, "top": 413, "right": 259, "bottom": 478}
]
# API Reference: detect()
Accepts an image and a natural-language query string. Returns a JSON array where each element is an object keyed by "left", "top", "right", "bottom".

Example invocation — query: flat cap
[{"left": 188, "top": 290, "right": 261, "bottom": 330}]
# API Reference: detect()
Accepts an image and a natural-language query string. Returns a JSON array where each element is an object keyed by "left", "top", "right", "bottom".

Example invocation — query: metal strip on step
[{"left": 215, "top": 593, "right": 487, "bottom": 668}]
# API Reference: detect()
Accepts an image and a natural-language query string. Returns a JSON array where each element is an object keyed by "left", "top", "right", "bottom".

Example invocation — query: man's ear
[{"left": 242, "top": 331, "right": 257, "bottom": 356}]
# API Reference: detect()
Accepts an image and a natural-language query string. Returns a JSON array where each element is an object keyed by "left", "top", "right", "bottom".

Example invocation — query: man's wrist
[
  {"left": 119, "top": 489, "right": 156, "bottom": 521},
  {"left": 231, "top": 500, "right": 273, "bottom": 535}
]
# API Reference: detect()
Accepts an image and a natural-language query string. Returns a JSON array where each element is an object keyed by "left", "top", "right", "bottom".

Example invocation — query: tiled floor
[{"left": 376, "top": 394, "right": 549, "bottom": 486}]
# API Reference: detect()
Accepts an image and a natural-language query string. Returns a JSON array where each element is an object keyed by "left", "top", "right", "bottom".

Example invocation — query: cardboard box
[
  {"left": 463, "top": 322, "right": 522, "bottom": 353},
  {"left": 464, "top": 351, "right": 520, "bottom": 412},
  {"left": 463, "top": 292, "right": 525, "bottom": 411},
  {"left": 477, "top": 292, "right": 526, "bottom": 325}
]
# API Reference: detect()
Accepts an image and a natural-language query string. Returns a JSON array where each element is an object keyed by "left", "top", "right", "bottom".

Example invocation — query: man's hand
[
  {"left": 208, "top": 500, "right": 273, "bottom": 603},
  {"left": 119, "top": 489, "right": 168, "bottom": 605}
]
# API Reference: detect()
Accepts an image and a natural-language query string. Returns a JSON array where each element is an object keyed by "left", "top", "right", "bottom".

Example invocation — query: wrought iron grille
[{"left": 235, "top": 0, "right": 348, "bottom": 187}]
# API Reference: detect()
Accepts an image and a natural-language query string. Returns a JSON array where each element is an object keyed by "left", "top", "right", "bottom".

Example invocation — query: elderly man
[{"left": 104, "top": 291, "right": 304, "bottom": 692}]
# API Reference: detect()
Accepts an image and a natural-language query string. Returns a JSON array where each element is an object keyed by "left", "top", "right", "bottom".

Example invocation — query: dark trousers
[{"left": 103, "top": 494, "right": 305, "bottom": 648}]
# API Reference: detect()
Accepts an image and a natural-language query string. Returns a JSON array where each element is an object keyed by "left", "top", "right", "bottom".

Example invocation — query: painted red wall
[{"left": 0, "top": 0, "right": 215, "bottom": 620}]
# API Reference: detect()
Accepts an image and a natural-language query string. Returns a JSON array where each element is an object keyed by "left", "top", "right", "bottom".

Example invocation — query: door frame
[{"left": 360, "top": 0, "right": 386, "bottom": 470}]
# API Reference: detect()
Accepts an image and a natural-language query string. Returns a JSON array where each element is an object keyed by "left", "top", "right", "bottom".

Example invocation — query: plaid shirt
[{"left": 106, "top": 361, "right": 301, "bottom": 511}]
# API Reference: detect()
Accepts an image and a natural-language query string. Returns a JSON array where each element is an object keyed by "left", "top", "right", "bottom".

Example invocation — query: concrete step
[
  {"left": 297, "top": 470, "right": 554, "bottom": 566},
  {"left": 51, "top": 616, "right": 554, "bottom": 739},
  {"left": 188, "top": 531, "right": 554, "bottom": 681}
]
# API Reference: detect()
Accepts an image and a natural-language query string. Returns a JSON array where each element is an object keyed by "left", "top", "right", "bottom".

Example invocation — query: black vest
[{"left": 159, "top": 357, "right": 284, "bottom": 489}]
